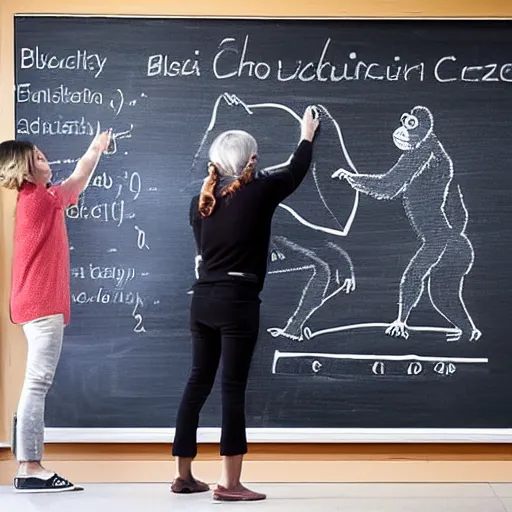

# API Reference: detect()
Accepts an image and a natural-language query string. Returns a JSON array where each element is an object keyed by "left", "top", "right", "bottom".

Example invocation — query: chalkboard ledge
[{"left": 43, "top": 428, "right": 512, "bottom": 444}]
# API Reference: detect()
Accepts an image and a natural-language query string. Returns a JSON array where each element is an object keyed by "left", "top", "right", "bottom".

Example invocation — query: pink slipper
[{"left": 213, "top": 484, "right": 266, "bottom": 501}]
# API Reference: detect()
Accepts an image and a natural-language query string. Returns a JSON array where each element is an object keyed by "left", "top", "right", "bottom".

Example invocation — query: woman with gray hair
[{"left": 171, "top": 106, "right": 319, "bottom": 501}]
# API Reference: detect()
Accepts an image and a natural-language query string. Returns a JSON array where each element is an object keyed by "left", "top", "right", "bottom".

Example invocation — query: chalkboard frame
[
  {"left": 44, "top": 427, "right": 512, "bottom": 443},
  {"left": 14, "top": 14, "right": 512, "bottom": 444},
  {"left": 12, "top": 15, "right": 512, "bottom": 19}
]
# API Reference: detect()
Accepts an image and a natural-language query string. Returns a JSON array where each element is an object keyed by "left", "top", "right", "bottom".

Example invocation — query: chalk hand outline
[{"left": 340, "top": 277, "right": 356, "bottom": 294}]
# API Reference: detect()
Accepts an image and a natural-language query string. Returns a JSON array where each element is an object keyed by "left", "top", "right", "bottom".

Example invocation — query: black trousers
[{"left": 172, "top": 283, "right": 260, "bottom": 457}]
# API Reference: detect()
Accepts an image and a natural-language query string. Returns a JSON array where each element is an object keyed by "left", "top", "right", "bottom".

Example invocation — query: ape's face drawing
[{"left": 392, "top": 106, "right": 433, "bottom": 151}]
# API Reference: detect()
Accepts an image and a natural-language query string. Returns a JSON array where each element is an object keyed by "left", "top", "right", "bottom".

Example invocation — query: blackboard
[{"left": 13, "top": 16, "right": 512, "bottom": 443}]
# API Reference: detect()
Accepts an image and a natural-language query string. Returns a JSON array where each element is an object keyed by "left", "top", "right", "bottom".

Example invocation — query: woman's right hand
[
  {"left": 91, "top": 128, "right": 113, "bottom": 154},
  {"left": 300, "top": 106, "right": 320, "bottom": 142}
]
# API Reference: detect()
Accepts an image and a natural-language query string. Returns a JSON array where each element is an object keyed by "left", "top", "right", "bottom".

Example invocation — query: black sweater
[{"left": 189, "top": 140, "right": 313, "bottom": 291}]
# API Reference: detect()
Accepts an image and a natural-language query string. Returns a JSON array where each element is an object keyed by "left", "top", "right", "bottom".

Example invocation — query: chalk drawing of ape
[
  {"left": 190, "top": 93, "right": 358, "bottom": 341},
  {"left": 333, "top": 106, "right": 481, "bottom": 343},
  {"left": 268, "top": 235, "right": 355, "bottom": 341}
]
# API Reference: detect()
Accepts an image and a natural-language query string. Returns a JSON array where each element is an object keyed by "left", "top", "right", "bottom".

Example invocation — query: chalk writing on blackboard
[
  {"left": 19, "top": 46, "right": 107, "bottom": 77},
  {"left": 145, "top": 35, "right": 512, "bottom": 84},
  {"left": 17, "top": 83, "right": 103, "bottom": 105},
  {"left": 272, "top": 349, "right": 489, "bottom": 377}
]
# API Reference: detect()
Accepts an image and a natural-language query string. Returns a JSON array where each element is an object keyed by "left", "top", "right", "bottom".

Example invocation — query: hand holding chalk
[
  {"left": 300, "top": 106, "right": 320, "bottom": 142},
  {"left": 92, "top": 127, "right": 113, "bottom": 154}
]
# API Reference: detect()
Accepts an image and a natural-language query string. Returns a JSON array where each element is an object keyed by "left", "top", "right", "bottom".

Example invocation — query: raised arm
[
  {"left": 60, "top": 127, "right": 112, "bottom": 200},
  {"left": 260, "top": 106, "right": 319, "bottom": 204},
  {"left": 259, "top": 140, "right": 312, "bottom": 203}
]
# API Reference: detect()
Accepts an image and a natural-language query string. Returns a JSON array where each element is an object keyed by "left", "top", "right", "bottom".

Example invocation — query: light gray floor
[{"left": 1, "top": 483, "right": 512, "bottom": 511}]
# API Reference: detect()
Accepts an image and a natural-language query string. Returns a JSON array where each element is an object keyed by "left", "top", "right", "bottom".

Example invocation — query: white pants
[{"left": 16, "top": 314, "right": 64, "bottom": 462}]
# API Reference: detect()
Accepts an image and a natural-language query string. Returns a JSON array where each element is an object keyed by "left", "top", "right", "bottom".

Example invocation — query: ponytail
[
  {"left": 220, "top": 154, "right": 257, "bottom": 198},
  {"left": 198, "top": 162, "right": 219, "bottom": 217},
  {"left": 198, "top": 154, "right": 257, "bottom": 217}
]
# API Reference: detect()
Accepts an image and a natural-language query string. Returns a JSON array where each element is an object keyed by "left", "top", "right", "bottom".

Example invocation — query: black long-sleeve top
[{"left": 189, "top": 140, "right": 313, "bottom": 291}]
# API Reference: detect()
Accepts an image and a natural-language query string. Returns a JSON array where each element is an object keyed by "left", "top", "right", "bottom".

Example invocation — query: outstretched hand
[{"left": 331, "top": 168, "right": 354, "bottom": 180}]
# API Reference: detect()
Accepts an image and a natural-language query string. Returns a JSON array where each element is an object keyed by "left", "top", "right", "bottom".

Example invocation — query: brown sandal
[
  {"left": 213, "top": 484, "right": 266, "bottom": 501},
  {"left": 170, "top": 477, "right": 210, "bottom": 494}
]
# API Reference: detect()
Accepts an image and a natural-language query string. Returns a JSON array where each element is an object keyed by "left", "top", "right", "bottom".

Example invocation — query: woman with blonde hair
[
  {"left": 0, "top": 130, "right": 111, "bottom": 492},
  {"left": 171, "top": 106, "right": 319, "bottom": 501}
]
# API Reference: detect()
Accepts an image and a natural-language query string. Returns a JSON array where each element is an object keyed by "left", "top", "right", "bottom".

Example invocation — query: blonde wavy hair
[
  {"left": 199, "top": 130, "right": 258, "bottom": 218},
  {"left": 0, "top": 140, "right": 35, "bottom": 191}
]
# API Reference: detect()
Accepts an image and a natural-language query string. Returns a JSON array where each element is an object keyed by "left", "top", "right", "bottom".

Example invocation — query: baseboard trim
[{"left": 2, "top": 459, "right": 512, "bottom": 485}]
